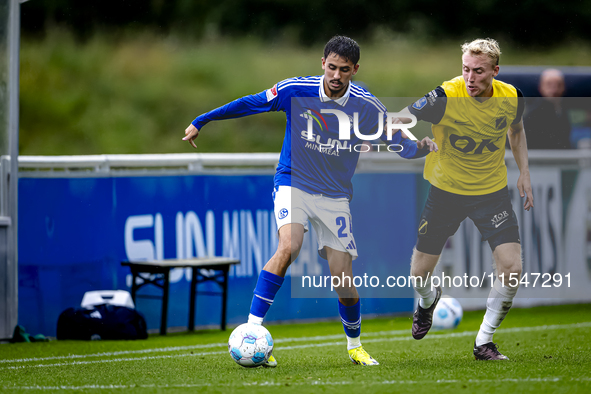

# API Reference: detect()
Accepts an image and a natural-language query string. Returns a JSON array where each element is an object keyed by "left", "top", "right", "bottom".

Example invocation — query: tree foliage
[{"left": 21, "top": 0, "right": 591, "bottom": 46}]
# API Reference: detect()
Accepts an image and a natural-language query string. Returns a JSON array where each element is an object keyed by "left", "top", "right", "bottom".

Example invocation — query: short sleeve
[
  {"left": 407, "top": 86, "right": 447, "bottom": 124},
  {"left": 511, "top": 88, "right": 525, "bottom": 125}
]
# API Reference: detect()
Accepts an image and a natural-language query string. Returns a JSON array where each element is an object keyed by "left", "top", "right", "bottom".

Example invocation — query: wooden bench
[{"left": 121, "top": 257, "right": 239, "bottom": 335}]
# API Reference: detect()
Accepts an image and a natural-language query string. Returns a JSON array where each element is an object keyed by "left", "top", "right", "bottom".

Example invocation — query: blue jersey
[{"left": 192, "top": 75, "right": 425, "bottom": 199}]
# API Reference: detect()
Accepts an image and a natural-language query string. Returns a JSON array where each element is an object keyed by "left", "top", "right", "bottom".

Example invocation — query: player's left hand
[
  {"left": 416, "top": 136, "right": 438, "bottom": 152},
  {"left": 517, "top": 173, "right": 534, "bottom": 211},
  {"left": 183, "top": 124, "right": 200, "bottom": 149}
]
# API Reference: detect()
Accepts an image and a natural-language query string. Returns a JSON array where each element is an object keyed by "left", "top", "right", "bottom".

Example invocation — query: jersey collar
[{"left": 319, "top": 75, "right": 351, "bottom": 106}]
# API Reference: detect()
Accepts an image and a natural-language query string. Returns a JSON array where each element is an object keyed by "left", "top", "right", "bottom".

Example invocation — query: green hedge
[{"left": 19, "top": 31, "right": 591, "bottom": 155}]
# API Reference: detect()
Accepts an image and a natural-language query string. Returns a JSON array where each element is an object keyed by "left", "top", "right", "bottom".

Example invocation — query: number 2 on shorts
[{"left": 336, "top": 216, "right": 352, "bottom": 238}]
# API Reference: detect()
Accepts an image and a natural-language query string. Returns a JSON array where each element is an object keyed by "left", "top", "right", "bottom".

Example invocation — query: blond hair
[{"left": 461, "top": 38, "right": 501, "bottom": 66}]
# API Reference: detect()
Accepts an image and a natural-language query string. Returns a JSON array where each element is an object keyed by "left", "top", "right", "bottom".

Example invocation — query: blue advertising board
[{"left": 18, "top": 173, "right": 417, "bottom": 336}]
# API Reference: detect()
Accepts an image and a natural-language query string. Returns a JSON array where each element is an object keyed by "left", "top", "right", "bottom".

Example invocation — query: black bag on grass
[{"left": 57, "top": 304, "right": 147, "bottom": 340}]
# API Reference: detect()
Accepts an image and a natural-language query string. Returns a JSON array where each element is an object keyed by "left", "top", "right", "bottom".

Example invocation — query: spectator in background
[{"left": 524, "top": 69, "right": 572, "bottom": 149}]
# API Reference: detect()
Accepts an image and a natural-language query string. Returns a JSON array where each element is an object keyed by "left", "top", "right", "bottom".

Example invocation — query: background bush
[{"left": 18, "top": 1, "right": 591, "bottom": 155}]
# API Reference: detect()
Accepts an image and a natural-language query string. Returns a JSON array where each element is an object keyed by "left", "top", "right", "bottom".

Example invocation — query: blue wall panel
[{"left": 18, "top": 173, "right": 417, "bottom": 336}]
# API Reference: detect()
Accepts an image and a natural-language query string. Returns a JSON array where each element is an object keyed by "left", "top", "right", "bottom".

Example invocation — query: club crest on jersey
[
  {"left": 266, "top": 84, "right": 278, "bottom": 102},
  {"left": 278, "top": 208, "right": 289, "bottom": 219},
  {"left": 495, "top": 117, "right": 507, "bottom": 130},
  {"left": 412, "top": 97, "right": 427, "bottom": 110}
]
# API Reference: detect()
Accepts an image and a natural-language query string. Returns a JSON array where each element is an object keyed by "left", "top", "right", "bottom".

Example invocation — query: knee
[
  {"left": 277, "top": 236, "right": 302, "bottom": 261},
  {"left": 410, "top": 265, "right": 425, "bottom": 279},
  {"left": 497, "top": 258, "right": 522, "bottom": 280},
  {"left": 288, "top": 237, "right": 303, "bottom": 260},
  {"left": 334, "top": 280, "right": 359, "bottom": 302},
  {"left": 410, "top": 248, "right": 439, "bottom": 279},
  {"left": 493, "top": 243, "right": 522, "bottom": 290}
]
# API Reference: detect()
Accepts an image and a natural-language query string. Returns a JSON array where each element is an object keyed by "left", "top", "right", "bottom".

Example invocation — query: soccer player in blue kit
[{"left": 183, "top": 36, "right": 437, "bottom": 366}]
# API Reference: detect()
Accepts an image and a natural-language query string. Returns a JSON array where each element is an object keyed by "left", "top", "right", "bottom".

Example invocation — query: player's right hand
[
  {"left": 416, "top": 136, "right": 438, "bottom": 152},
  {"left": 183, "top": 124, "right": 199, "bottom": 149}
]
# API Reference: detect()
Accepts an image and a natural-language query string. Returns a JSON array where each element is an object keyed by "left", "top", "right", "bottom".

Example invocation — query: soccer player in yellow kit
[{"left": 405, "top": 38, "right": 534, "bottom": 360}]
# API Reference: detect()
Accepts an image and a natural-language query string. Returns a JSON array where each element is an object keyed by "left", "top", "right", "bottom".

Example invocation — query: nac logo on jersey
[{"left": 495, "top": 117, "right": 507, "bottom": 130}]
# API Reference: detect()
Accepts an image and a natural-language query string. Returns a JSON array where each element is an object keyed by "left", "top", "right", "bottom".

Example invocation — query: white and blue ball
[
  {"left": 432, "top": 296, "right": 463, "bottom": 330},
  {"left": 228, "top": 323, "right": 274, "bottom": 367}
]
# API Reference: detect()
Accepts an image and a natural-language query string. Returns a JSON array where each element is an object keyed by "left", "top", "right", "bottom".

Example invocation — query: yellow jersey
[{"left": 408, "top": 76, "right": 524, "bottom": 195}]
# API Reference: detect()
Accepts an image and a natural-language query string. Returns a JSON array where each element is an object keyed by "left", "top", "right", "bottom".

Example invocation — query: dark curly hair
[{"left": 324, "top": 36, "right": 360, "bottom": 65}]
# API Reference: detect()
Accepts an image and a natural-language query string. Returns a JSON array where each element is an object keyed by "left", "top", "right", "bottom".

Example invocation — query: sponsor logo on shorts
[
  {"left": 494, "top": 219, "right": 508, "bottom": 228},
  {"left": 491, "top": 211, "right": 509, "bottom": 228},
  {"left": 278, "top": 208, "right": 289, "bottom": 219},
  {"left": 418, "top": 219, "right": 428, "bottom": 235}
]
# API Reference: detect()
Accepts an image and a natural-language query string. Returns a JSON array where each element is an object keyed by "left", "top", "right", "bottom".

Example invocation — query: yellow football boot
[
  {"left": 262, "top": 353, "right": 277, "bottom": 368},
  {"left": 348, "top": 346, "right": 379, "bottom": 365}
]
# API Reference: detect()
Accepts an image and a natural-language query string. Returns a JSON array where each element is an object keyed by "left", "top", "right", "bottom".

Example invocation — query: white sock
[
  {"left": 475, "top": 279, "right": 519, "bottom": 346},
  {"left": 414, "top": 275, "right": 436, "bottom": 308},
  {"left": 248, "top": 313, "right": 264, "bottom": 325},
  {"left": 347, "top": 335, "right": 361, "bottom": 350}
]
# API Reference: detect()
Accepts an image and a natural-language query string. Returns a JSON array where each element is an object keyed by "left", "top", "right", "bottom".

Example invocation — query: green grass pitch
[{"left": 2, "top": 303, "right": 590, "bottom": 393}]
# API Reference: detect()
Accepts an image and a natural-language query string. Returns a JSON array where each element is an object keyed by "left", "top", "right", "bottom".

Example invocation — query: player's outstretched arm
[
  {"left": 183, "top": 124, "right": 200, "bottom": 149},
  {"left": 391, "top": 107, "right": 419, "bottom": 141},
  {"left": 507, "top": 119, "right": 534, "bottom": 211},
  {"left": 181, "top": 88, "right": 279, "bottom": 150},
  {"left": 416, "top": 136, "right": 438, "bottom": 152},
  {"left": 382, "top": 107, "right": 436, "bottom": 158}
]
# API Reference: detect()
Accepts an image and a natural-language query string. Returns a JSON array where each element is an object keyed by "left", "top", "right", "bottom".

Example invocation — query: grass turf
[{"left": 1, "top": 303, "right": 590, "bottom": 393}]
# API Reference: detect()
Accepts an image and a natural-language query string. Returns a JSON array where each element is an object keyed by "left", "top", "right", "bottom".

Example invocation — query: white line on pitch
[
  {"left": 3, "top": 376, "right": 591, "bottom": 390},
  {"left": 0, "top": 329, "right": 409, "bottom": 364},
  {"left": 0, "top": 343, "right": 227, "bottom": 364},
  {"left": 2, "top": 322, "right": 590, "bottom": 370},
  {"left": 3, "top": 351, "right": 228, "bottom": 370}
]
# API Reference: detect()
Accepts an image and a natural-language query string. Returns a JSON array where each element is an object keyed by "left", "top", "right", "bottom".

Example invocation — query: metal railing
[{"left": 9, "top": 149, "right": 591, "bottom": 177}]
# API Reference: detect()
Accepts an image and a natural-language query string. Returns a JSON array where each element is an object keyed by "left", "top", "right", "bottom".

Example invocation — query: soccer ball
[
  {"left": 432, "top": 296, "right": 463, "bottom": 330},
  {"left": 228, "top": 323, "right": 274, "bottom": 367}
]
